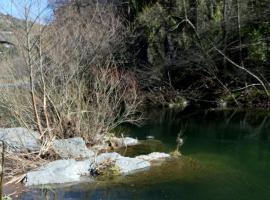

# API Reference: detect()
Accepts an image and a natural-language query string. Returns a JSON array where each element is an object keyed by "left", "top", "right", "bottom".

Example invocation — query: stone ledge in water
[
  {"left": 95, "top": 152, "right": 122, "bottom": 163},
  {"left": 135, "top": 152, "right": 171, "bottom": 161},
  {"left": 0, "top": 127, "right": 40, "bottom": 152},
  {"left": 115, "top": 157, "right": 150, "bottom": 174},
  {"left": 52, "top": 137, "right": 95, "bottom": 159},
  {"left": 94, "top": 152, "right": 150, "bottom": 174},
  {"left": 25, "top": 159, "right": 91, "bottom": 186},
  {"left": 25, "top": 152, "right": 159, "bottom": 186}
]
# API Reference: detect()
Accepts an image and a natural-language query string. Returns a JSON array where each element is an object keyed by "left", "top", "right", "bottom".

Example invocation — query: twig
[{"left": 0, "top": 140, "right": 4, "bottom": 200}]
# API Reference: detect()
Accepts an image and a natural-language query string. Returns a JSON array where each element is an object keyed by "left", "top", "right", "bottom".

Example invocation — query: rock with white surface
[
  {"left": 52, "top": 137, "right": 95, "bottom": 159},
  {"left": 94, "top": 152, "right": 150, "bottom": 174},
  {"left": 25, "top": 159, "right": 92, "bottom": 186},
  {"left": 0, "top": 127, "right": 40, "bottom": 151}
]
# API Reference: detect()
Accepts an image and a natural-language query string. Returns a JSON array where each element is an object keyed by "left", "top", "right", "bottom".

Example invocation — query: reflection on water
[{"left": 21, "top": 108, "right": 270, "bottom": 200}]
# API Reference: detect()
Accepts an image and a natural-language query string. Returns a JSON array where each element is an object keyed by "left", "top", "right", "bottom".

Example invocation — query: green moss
[
  {"left": 248, "top": 30, "right": 268, "bottom": 62},
  {"left": 3, "top": 196, "right": 12, "bottom": 200},
  {"left": 105, "top": 165, "right": 121, "bottom": 177},
  {"left": 97, "top": 164, "right": 121, "bottom": 181},
  {"left": 213, "top": 4, "right": 222, "bottom": 24},
  {"left": 170, "top": 150, "right": 182, "bottom": 158}
]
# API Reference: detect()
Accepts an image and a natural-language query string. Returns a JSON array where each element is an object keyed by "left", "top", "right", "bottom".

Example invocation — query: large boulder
[
  {"left": 52, "top": 137, "right": 95, "bottom": 159},
  {"left": 0, "top": 127, "right": 40, "bottom": 151},
  {"left": 25, "top": 159, "right": 91, "bottom": 186}
]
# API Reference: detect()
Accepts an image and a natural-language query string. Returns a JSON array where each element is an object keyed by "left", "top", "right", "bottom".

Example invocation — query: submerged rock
[
  {"left": 25, "top": 159, "right": 91, "bottom": 186},
  {"left": 135, "top": 152, "right": 171, "bottom": 161},
  {"left": 0, "top": 127, "right": 40, "bottom": 151},
  {"left": 52, "top": 137, "right": 95, "bottom": 159}
]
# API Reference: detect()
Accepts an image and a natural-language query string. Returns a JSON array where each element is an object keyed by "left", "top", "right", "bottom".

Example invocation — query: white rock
[
  {"left": 135, "top": 152, "right": 171, "bottom": 161},
  {"left": 0, "top": 127, "right": 40, "bottom": 151},
  {"left": 25, "top": 159, "right": 91, "bottom": 186},
  {"left": 26, "top": 151, "right": 167, "bottom": 186},
  {"left": 115, "top": 157, "right": 150, "bottom": 174},
  {"left": 52, "top": 137, "right": 95, "bottom": 159},
  {"left": 94, "top": 152, "right": 150, "bottom": 174},
  {"left": 95, "top": 152, "right": 122, "bottom": 164}
]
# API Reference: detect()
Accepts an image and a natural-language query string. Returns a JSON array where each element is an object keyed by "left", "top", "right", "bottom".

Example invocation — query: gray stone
[
  {"left": 0, "top": 127, "right": 40, "bottom": 151},
  {"left": 94, "top": 152, "right": 150, "bottom": 174},
  {"left": 94, "top": 152, "right": 121, "bottom": 164},
  {"left": 25, "top": 151, "right": 169, "bottom": 186},
  {"left": 115, "top": 157, "right": 150, "bottom": 174},
  {"left": 52, "top": 137, "right": 95, "bottom": 159},
  {"left": 135, "top": 152, "right": 171, "bottom": 161},
  {"left": 25, "top": 159, "right": 91, "bottom": 186}
]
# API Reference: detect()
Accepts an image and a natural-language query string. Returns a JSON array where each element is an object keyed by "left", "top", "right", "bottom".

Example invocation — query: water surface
[{"left": 21, "top": 108, "right": 270, "bottom": 200}]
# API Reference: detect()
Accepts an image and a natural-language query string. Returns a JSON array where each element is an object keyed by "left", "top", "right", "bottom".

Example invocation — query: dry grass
[{"left": 0, "top": 0, "right": 143, "bottom": 150}]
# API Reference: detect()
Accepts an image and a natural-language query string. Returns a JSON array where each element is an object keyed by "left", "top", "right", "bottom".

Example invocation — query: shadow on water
[{"left": 20, "top": 108, "right": 270, "bottom": 200}]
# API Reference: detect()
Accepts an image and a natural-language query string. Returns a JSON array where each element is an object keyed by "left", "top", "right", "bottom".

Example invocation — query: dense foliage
[{"left": 123, "top": 0, "right": 270, "bottom": 105}]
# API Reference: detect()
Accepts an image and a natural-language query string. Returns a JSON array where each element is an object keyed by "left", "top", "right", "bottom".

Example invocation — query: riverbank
[{"left": 0, "top": 127, "right": 176, "bottom": 197}]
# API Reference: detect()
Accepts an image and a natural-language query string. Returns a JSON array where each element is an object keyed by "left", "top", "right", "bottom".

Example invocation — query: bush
[{"left": 0, "top": 0, "right": 143, "bottom": 148}]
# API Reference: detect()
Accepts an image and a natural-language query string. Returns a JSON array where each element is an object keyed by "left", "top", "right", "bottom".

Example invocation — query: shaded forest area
[
  {"left": 64, "top": 0, "right": 268, "bottom": 108},
  {"left": 51, "top": 0, "right": 270, "bottom": 107},
  {"left": 122, "top": 0, "right": 270, "bottom": 107}
]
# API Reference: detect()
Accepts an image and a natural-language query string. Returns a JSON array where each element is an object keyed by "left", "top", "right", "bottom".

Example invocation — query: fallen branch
[{"left": 213, "top": 47, "right": 269, "bottom": 96}]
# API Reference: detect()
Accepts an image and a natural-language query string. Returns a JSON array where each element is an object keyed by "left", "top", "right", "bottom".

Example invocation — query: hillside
[
  {"left": 0, "top": 14, "right": 22, "bottom": 81},
  {"left": 0, "top": 13, "right": 26, "bottom": 53}
]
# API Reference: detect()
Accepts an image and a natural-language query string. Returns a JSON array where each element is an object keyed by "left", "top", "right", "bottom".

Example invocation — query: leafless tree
[{"left": 0, "top": 0, "right": 142, "bottom": 147}]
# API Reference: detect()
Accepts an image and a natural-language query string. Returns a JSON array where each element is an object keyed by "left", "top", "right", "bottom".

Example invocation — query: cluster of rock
[
  {"left": 0, "top": 127, "right": 172, "bottom": 187},
  {"left": 0, "top": 128, "right": 138, "bottom": 156},
  {"left": 25, "top": 150, "right": 171, "bottom": 186}
]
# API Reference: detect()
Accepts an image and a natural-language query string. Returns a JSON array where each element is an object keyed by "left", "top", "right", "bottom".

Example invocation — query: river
[{"left": 20, "top": 108, "right": 270, "bottom": 200}]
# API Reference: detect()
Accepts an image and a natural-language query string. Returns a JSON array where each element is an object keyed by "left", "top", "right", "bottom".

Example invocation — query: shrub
[{"left": 0, "top": 0, "right": 143, "bottom": 148}]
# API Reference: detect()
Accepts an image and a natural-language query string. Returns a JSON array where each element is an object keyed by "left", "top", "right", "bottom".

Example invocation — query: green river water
[{"left": 21, "top": 108, "right": 270, "bottom": 200}]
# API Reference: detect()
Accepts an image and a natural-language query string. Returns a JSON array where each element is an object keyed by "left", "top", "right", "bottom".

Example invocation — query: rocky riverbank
[{"left": 0, "top": 127, "right": 173, "bottom": 188}]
